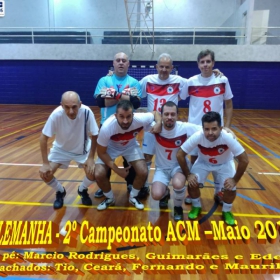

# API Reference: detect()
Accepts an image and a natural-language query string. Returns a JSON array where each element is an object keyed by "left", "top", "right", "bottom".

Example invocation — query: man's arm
[
  {"left": 177, "top": 148, "right": 198, "bottom": 187},
  {"left": 149, "top": 111, "right": 162, "bottom": 134},
  {"left": 224, "top": 99, "right": 233, "bottom": 128},
  {"left": 97, "top": 144, "right": 130, "bottom": 178},
  {"left": 84, "top": 135, "right": 98, "bottom": 175},
  {"left": 39, "top": 133, "right": 52, "bottom": 180},
  {"left": 224, "top": 151, "right": 249, "bottom": 190}
]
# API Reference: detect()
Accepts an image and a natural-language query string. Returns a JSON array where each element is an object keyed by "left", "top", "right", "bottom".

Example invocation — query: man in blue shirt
[{"left": 94, "top": 52, "right": 145, "bottom": 198}]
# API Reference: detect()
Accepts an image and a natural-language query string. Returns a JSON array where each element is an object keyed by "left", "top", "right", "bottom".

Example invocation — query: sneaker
[
  {"left": 94, "top": 188, "right": 104, "bottom": 198},
  {"left": 185, "top": 195, "right": 192, "bottom": 204},
  {"left": 78, "top": 188, "right": 92, "bottom": 206},
  {"left": 129, "top": 197, "right": 144, "bottom": 210},
  {"left": 137, "top": 185, "right": 150, "bottom": 199},
  {"left": 222, "top": 211, "right": 235, "bottom": 226},
  {"left": 127, "top": 184, "right": 132, "bottom": 193},
  {"left": 174, "top": 206, "right": 184, "bottom": 221},
  {"left": 53, "top": 188, "right": 66, "bottom": 209},
  {"left": 97, "top": 197, "right": 115, "bottom": 210},
  {"left": 188, "top": 206, "right": 201, "bottom": 220},
  {"left": 214, "top": 191, "right": 224, "bottom": 205},
  {"left": 159, "top": 188, "right": 170, "bottom": 209}
]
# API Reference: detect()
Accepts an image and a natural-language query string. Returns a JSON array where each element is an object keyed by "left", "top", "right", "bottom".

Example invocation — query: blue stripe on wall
[{"left": 1, "top": 60, "right": 279, "bottom": 110}]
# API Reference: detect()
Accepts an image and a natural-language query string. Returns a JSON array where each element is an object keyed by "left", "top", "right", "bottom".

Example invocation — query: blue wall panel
[{"left": 0, "top": 60, "right": 279, "bottom": 110}]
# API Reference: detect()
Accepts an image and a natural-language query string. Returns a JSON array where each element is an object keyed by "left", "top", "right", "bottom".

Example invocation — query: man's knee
[
  {"left": 94, "top": 165, "right": 108, "bottom": 181},
  {"left": 133, "top": 161, "right": 148, "bottom": 179},
  {"left": 151, "top": 184, "right": 165, "bottom": 200}
]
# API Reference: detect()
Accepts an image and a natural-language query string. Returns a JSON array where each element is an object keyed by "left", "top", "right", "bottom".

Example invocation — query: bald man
[
  {"left": 94, "top": 52, "right": 142, "bottom": 198},
  {"left": 39, "top": 91, "right": 99, "bottom": 209}
]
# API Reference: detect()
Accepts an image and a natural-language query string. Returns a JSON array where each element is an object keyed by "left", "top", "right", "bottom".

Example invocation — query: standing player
[
  {"left": 94, "top": 52, "right": 142, "bottom": 198},
  {"left": 151, "top": 101, "right": 201, "bottom": 221},
  {"left": 39, "top": 91, "right": 99, "bottom": 209},
  {"left": 185, "top": 49, "right": 233, "bottom": 204},
  {"left": 177, "top": 111, "right": 248, "bottom": 225},
  {"left": 95, "top": 100, "right": 161, "bottom": 210}
]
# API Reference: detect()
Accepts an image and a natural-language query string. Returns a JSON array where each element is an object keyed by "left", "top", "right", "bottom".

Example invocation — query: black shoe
[
  {"left": 94, "top": 188, "right": 104, "bottom": 198},
  {"left": 159, "top": 188, "right": 170, "bottom": 209},
  {"left": 78, "top": 188, "right": 92, "bottom": 206},
  {"left": 137, "top": 186, "right": 150, "bottom": 199},
  {"left": 54, "top": 188, "right": 66, "bottom": 209},
  {"left": 174, "top": 206, "right": 184, "bottom": 221}
]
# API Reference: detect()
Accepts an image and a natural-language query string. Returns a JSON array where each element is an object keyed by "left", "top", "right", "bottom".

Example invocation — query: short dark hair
[
  {"left": 202, "top": 111, "right": 221, "bottom": 127},
  {"left": 161, "top": 101, "right": 178, "bottom": 114},
  {"left": 197, "top": 49, "right": 215, "bottom": 62},
  {"left": 116, "top": 100, "right": 134, "bottom": 112}
]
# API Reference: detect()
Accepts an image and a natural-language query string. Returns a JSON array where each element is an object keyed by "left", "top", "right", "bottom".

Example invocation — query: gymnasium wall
[
  {"left": 1, "top": 58, "right": 279, "bottom": 110},
  {"left": 0, "top": 0, "right": 279, "bottom": 110}
]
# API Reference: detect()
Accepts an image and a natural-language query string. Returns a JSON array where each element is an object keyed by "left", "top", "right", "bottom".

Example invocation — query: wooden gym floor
[{"left": 0, "top": 104, "right": 280, "bottom": 280}]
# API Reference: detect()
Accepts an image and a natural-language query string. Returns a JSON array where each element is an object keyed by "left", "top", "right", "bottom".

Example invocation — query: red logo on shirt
[
  {"left": 189, "top": 83, "right": 225, "bottom": 98},
  {"left": 198, "top": 144, "right": 228, "bottom": 156},
  {"left": 146, "top": 82, "right": 180, "bottom": 96},
  {"left": 111, "top": 127, "right": 143, "bottom": 145},
  {"left": 155, "top": 134, "right": 187, "bottom": 148}
]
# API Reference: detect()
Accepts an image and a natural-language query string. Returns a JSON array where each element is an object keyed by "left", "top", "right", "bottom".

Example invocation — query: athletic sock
[
  {"left": 79, "top": 176, "right": 95, "bottom": 192},
  {"left": 173, "top": 186, "right": 186, "bottom": 207},
  {"left": 47, "top": 177, "right": 64, "bottom": 193}
]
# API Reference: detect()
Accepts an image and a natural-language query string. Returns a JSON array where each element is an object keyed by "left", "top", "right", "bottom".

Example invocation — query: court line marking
[
  {"left": 0, "top": 122, "right": 45, "bottom": 140},
  {"left": 0, "top": 199, "right": 279, "bottom": 218},
  {"left": 258, "top": 172, "right": 280, "bottom": 175},
  {"left": 237, "top": 137, "right": 280, "bottom": 172},
  {"left": 0, "top": 163, "right": 156, "bottom": 170},
  {"left": 232, "top": 125, "right": 280, "bottom": 159}
]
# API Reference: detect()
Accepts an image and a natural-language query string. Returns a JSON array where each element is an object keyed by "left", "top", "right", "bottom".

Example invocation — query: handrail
[{"left": 0, "top": 26, "right": 279, "bottom": 45}]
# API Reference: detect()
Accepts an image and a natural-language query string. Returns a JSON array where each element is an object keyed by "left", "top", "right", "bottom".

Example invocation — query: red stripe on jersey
[
  {"left": 155, "top": 134, "right": 187, "bottom": 148},
  {"left": 188, "top": 83, "right": 225, "bottom": 98},
  {"left": 111, "top": 127, "right": 143, "bottom": 142},
  {"left": 146, "top": 82, "right": 180, "bottom": 96},
  {"left": 198, "top": 144, "right": 229, "bottom": 156}
]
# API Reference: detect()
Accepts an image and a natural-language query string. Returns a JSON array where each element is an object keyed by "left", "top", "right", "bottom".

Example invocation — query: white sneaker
[
  {"left": 97, "top": 197, "right": 115, "bottom": 210},
  {"left": 129, "top": 197, "right": 144, "bottom": 210}
]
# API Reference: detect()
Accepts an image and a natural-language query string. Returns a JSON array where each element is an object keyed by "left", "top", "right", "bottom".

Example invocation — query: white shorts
[
  {"left": 48, "top": 146, "right": 87, "bottom": 169},
  {"left": 191, "top": 160, "right": 236, "bottom": 189},
  {"left": 152, "top": 165, "right": 183, "bottom": 186},
  {"left": 96, "top": 145, "right": 145, "bottom": 164},
  {"left": 142, "top": 131, "right": 156, "bottom": 155}
]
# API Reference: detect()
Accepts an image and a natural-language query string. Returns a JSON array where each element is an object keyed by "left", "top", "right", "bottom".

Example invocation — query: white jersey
[
  {"left": 42, "top": 105, "right": 99, "bottom": 155},
  {"left": 97, "top": 113, "right": 154, "bottom": 151},
  {"left": 186, "top": 73, "right": 233, "bottom": 125},
  {"left": 155, "top": 121, "right": 201, "bottom": 169},
  {"left": 140, "top": 74, "right": 188, "bottom": 112},
  {"left": 181, "top": 130, "right": 244, "bottom": 165}
]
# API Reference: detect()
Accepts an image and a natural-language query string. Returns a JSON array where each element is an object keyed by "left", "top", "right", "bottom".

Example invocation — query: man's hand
[
  {"left": 84, "top": 157, "right": 95, "bottom": 176},
  {"left": 223, "top": 127, "right": 236, "bottom": 139},
  {"left": 150, "top": 123, "right": 162, "bottom": 134},
  {"left": 213, "top": 68, "right": 224, "bottom": 77},
  {"left": 107, "top": 70, "right": 114, "bottom": 76},
  {"left": 187, "top": 173, "right": 199, "bottom": 188},
  {"left": 100, "top": 87, "right": 122, "bottom": 99},
  {"left": 39, "top": 164, "right": 53, "bottom": 180},
  {"left": 114, "top": 166, "right": 131, "bottom": 178},
  {"left": 224, "top": 178, "right": 236, "bottom": 190},
  {"left": 122, "top": 87, "right": 138, "bottom": 96}
]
